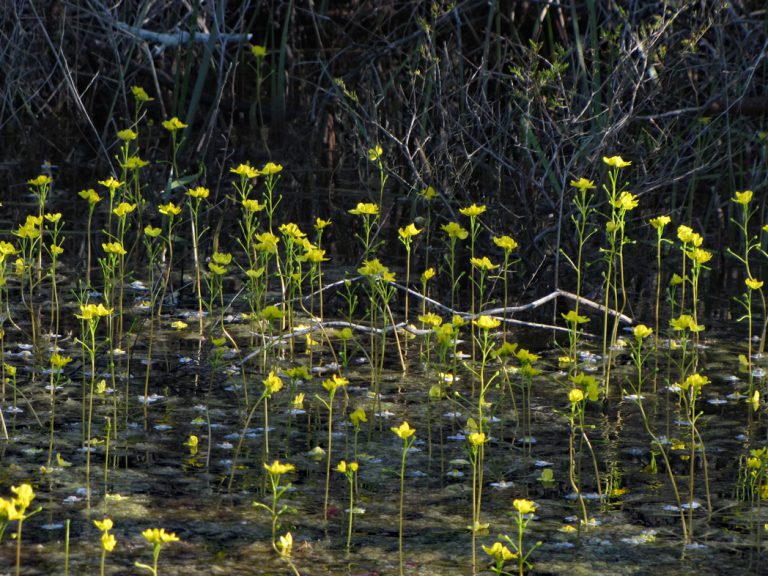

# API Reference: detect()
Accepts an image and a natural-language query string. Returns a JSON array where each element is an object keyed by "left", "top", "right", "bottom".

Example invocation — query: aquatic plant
[
  {"left": 336, "top": 460, "right": 359, "bottom": 551},
  {"left": 94, "top": 518, "right": 116, "bottom": 576},
  {"left": 0, "top": 483, "right": 40, "bottom": 576},
  {"left": 254, "top": 460, "right": 296, "bottom": 550},
  {"left": 186, "top": 186, "right": 210, "bottom": 338},
  {"left": 317, "top": 374, "right": 349, "bottom": 520},
  {"left": 392, "top": 421, "right": 416, "bottom": 576},
  {"left": 500, "top": 498, "right": 542, "bottom": 576},
  {"left": 398, "top": 222, "right": 422, "bottom": 323},
  {"left": 135, "top": 527, "right": 180, "bottom": 576},
  {"left": 440, "top": 221, "right": 468, "bottom": 311}
]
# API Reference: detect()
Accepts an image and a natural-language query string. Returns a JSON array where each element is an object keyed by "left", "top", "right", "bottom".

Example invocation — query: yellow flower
[
  {"left": 570, "top": 177, "right": 596, "bottom": 192},
  {"left": 336, "top": 460, "right": 348, "bottom": 473},
  {"left": 602, "top": 155, "right": 631, "bottom": 168},
  {"left": 162, "top": 117, "right": 187, "bottom": 132},
  {"left": 348, "top": 202, "right": 379, "bottom": 216},
  {"left": 441, "top": 221, "right": 469, "bottom": 240},
  {"left": 649, "top": 215, "right": 671, "bottom": 229},
  {"left": 350, "top": 407, "right": 367, "bottom": 426},
  {"left": 264, "top": 460, "right": 296, "bottom": 476},
  {"left": 280, "top": 222, "right": 306, "bottom": 239},
  {"left": 291, "top": 393, "right": 305, "bottom": 409},
  {"left": 102, "top": 532, "right": 117, "bottom": 552},
  {"left": 255, "top": 232, "right": 280, "bottom": 253},
  {"left": 482, "top": 541, "right": 517, "bottom": 562},
  {"left": 208, "top": 262, "right": 227, "bottom": 275},
  {"left": 28, "top": 174, "right": 52, "bottom": 187},
  {"left": 49, "top": 244, "right": 64, "bottom": 256},
  {"left": 142, "top": 528, "right": 180, "bottom": 544},
  {"left": 612, "top": 191, "right": 639, "bottom": 211},
  {"left": 212, "top": 252, "right": 232, "bottom": 265},
  {"left": 677, "top": 225, "right": 702, "bottom": 246},
  {"left": 171, "top": 320, "right": 188, "bottom": 330},
  {"left": 78, "top": 189, "right": 101, "bottom": 204},
  {"left": 470, "top": 256, "right": 498, "bottom": 271},
  {"left": 493, "top": 235, "right": 518, "bottom": 252},
  {"left": 468, "top": 432, "right": 486, "bottom": 446},
  {"left": 122, "top": 156, "right": 149, "bottom": 170},
  {"left": 398, "top": 223, "right": 422, "bottom": 241},
  {"left": 131, "top": 86, "right": 153, "bottom": 102},
  {"left": 322, "top": 374, "right": 349, "bottom": 393},
  {"left": 367, "top": 145, "right": 383, "bottom": 162},
  {"left": 670, "top": 273, "right": 684, "bottom": 286},
  {"left": 117, "top": 128, "right": 138, "bottom": 141},
  {"left": 419, "top": 185, "right": 437, "bottom": 201},
  {"left": 418, "top": 312, "right": 443, "bottom": 327},
  {"left": 44, "top": 212, "right": 62, "bottom": 223},
  {"left": 473, "top": 315, "right": 501, "bottom": 330},
  {"left": 12, "top": 484, "right": 35, "bottom": 510},
  {"left": 733, "top": 190, "right": 753, "bottom": 205},
  {"left": 76, "top": 303, "right": 113, "bottom": 320},
  {"left": 159, "top": 203, "right": 182, "bottom": 216},
  {"left": 102, "top": 242, "right": 127, "bottom": 255},
  {"left": 747, "top": 278, "right": 764, "bottom": 290},
  {"left": 144, "top": 225, "right": 162, "bottom": 237},
  {"left": 260, "top": 162, "right": 283, "bottom": 175},
  {"left": 277, "top": 532, "right": 293, "bottom": 558},
  {"left": 231, "top": 163, "right": 259, "bottom": 178},
  {"left": 392, "top": 421, "right": 416, "bottom": 439},
  {"left": 421, "top": 267, "right": 436, "bottom": 282},
  {"left": 188, "top": 186, "right": 210, "bottom": 199},
  {"left": 678, "top": 373, "right": 710, "bottom": 391},
  {"left": 315, "top": 217, "right": 332, "bottom": 230},
  {"left": 251, "top": 44, "right": 267, "bottom": 58},
  {"left": 562, "top": 310, "right": 589, "bottom": 325},
  {"left": 515, "top": 348, "right": 539, "bottom": 364},
  {"left": 459, "top": 203, "right": 486, "bottom": 217},
  {"left": 263, "top": 370, "right": 284, "bottom": 395},
  {"left": 0, "top": 241, "right": 16, "bottom": 257},
  {"left": 513, "top": 498, "right": 537, "bottom": 515},
  {"left": 569, "top": 388, "right": 585, "bottom": 403},
  {"left": 358, "top": 258, "right": 395, "bottom": 281},
  {"left": 98, "top": 176, "right": 123, "bottom": 191},
  {"left": 633, "top": 324, "right": 653, "bottom": 339},
  {"left": 184, "top": 435, "right": 199, "bottom": 449},
  {"left": 689, "top": 248, "right": 712, "bottom": 265},
  {"left": 94, "top": 518, "right": 113, "bottom": 532},
  {"left": 669, "top": 314, "right": 704, "bottom": 332},
  {"left": 50, "top": 353, "right": 72, "bottom": 369}
]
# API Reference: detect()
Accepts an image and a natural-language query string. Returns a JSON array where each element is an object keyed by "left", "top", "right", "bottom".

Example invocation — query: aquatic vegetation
[
  {"left": 255, "top": 460, "right": 296, "bottom": 549},
  {"left": 94, "top": 518, "right": 116, "bottom": 576},
  {"left": 135, "top": 527, "right": 180, "bottom": 576},
  {"left": 392, "top": 421, "right": 416, "bottom": 576}
]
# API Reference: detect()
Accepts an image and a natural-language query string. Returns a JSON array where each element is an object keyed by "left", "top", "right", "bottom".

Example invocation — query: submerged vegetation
[{"left": 2, "top": 1, "right": 768, "bottom": 574}]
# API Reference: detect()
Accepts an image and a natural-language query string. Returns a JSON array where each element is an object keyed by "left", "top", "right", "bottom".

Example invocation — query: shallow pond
[{"left": 1, "top": 284, "right": 768, "bottom": 576}]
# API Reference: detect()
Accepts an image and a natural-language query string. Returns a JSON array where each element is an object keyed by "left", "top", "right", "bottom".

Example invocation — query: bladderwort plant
[
  {"left": 467, "top": 430, "right": 489, "bottom": 575},
  {"left": 349, "top": 202, "right": 380, "bottom": 261},
  {"left": 156, "top": 202, "right": 183, "bottom": 318},
  {"left": 649, "top": 215, "right": 672, "bottom": 383},
  {"left": 676, "top": 373, "right": 714, "bottom": 535},
  {"left": 317, "top": 374, "right": 349, "bottom": 520},
  {"left": 460, "top": 203, "right": 487, "bottom": 361},
  {"left": 398, "top": 222, "right": 422, "bottom": 324},
  {"left": 161, "top": 116, "right": 188, "bottom": 180},
  {"left": 368, "top": 145, "right": 387, "bottom": 215},
  {"left": 254, "top": 460, "right": 296, "bottom": 550},
  {"left": 27, "top": 174, "right": 51, "bottom": 282},
  {"left": 497, "top": 499, "right": 542, "bottom": 576},
  {"left": 441, "top": 221, "right": 469, "bottom": 311},
  {"left": 142, "top": 225, "right": 163, "bottom": 425},
  {"left": 98, "top": 176, "right": 123, "bottom": 239},
  {"left": 44, "top": 212, "right": 64, "bottom": 339},
  {"left": 14, "top": 213, "right": 43, "bottom": 348},
  {"left": 94, "top": 518, "right": 117, "bottom": 576},
  {"left": 515, "top": 348, "right": 540, "bottom": 455},
  {"left": 205, "top": 251, "right": 233, "bottom": 341},
  {"left": 259, "top": 162, "right": 283, "bottom": 234},
  {"left": 392, "top": 421, "right": 416, "bottom": 576},
  {"left": 278, "top": 222, "right": 308, "bottom": 336},
  {"left": 310, "top": 217, "right": 332, "bottom": 318},
  {"left": 600, "top": 156, "right": 637, "bottom": 387},
  {"left": 492, "top": 235, "right": 519, "bottom": 342},
  {"left": 737, "top": 277, "right": 764, "bottom": 392},
  {"left": 261, "top": 370, "right": 284, "bottom": 457},
  {"left": 75, "top": 302, "right": 113, "bottom": 507},
  {"left": 47, "top": 352, "right": 72, "bottom": 467},
  {"left": 130, "top": 85, "right": 154, "bottom": 127},
  {"left": 78, "top": 188, "right": 102, "bottom": 287},
  {"left": 737, "top": 447, "right": 768, "bottom": 505},
  {"left": 187, "top": 186, "right": 210, "bottom": 338},
  {"left": 0, "top": 484, "right": 40, "bottom": 576},
  {"left": 135, "top": 527, "right": 180, "bottom": 576},
  {"left": 349, "top": 407, "right": 367, "bottom": 461},
  {"left": 336, "top": 460, "right": 360, "bottom": 552},
  {"left": 561, "top": 310, "right": 589, "bottom": 371},
  {"left": 470, "top": 257, "right": 498, "bottom": 317}
]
